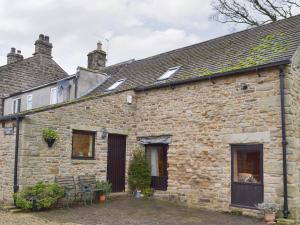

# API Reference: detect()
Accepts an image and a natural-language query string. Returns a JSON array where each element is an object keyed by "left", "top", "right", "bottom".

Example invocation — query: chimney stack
[
  {"left": 33, "top": 34, "right": 52, "bottom": 57},
  {"left": 7, "top": 47, "right": 24, "bottom": 64},
  {"left": 87, "top": 41, "right": 107, "bottom": 70}
]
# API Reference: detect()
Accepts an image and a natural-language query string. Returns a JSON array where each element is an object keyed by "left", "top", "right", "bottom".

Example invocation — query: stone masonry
[{"left": 0, "top": 64, "right": 300, "bottom": 220}]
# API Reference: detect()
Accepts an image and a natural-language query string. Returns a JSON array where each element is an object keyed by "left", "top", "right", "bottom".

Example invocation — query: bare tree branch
[{"left": 211, "top": 0, "right": 300, "bottom": 27}]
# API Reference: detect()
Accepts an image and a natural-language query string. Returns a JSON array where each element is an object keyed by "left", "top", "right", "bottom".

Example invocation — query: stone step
[
  {"left": 9, "top": 208, "right": 23, "bottom": 213},
  {"left": 1, "top": 205, "right": 16, "bottom": 210}
]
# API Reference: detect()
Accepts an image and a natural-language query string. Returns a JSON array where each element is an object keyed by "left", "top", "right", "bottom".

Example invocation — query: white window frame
[
  {"left": 106, "top": 79, "right": 126, "bottom": 91},
  {"left": 27, "top": 94, "right": 33, "bottom": 110},
  {"left": 50, "top": 87, "right": 58, "bottom": 105},
  {"left": 157, "top": 66, "right": 180, "bottom": 81},
  {"left": 12, "top": 98, "right": 21, "bottom": 114}
]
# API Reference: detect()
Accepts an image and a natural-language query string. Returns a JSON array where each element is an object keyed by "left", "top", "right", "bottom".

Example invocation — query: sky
[{"left": 0, "top": 0, "right": 270, "bottom": 74}]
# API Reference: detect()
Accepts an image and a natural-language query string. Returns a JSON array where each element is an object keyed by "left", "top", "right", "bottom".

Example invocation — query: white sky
[{"left": 0, "top": 0, "right": 292, "bottom": 74}]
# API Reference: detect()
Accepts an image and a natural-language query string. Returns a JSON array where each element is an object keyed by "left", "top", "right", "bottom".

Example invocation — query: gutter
[
  {"left": 279, "top": 65, "right": 289, "bottom": 218},
  {"left": 135, "top": 60, "right": 291, "bottom": 92}
]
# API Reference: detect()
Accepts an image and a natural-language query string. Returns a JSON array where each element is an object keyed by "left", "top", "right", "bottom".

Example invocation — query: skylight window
[
  {"left": 157, "top": 66, "right": 180, "bottom": 81},
  {"left": 106, "top": 79, "right": 126, "bottom": 91}
]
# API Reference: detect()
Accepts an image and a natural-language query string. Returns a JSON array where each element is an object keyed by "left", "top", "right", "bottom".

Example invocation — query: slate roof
[
  {"left": 0, "top": 54, "right": 68, "bottom": 98},
  {"left": 91, "top": 15, "right": 300, "bottom": 94}
]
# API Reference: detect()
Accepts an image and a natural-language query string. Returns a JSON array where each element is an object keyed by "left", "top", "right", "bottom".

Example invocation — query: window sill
[
  {"left": 71, "top": 159, "right": 96, "bottom": 165},
  {"left": 230, "top": 204, "right": 259, "bottom": 210}
]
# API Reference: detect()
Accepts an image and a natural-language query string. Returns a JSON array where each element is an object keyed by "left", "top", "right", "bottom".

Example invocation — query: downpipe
[{"left": 279, "top": 66, "right": 289, "bottom": 218}]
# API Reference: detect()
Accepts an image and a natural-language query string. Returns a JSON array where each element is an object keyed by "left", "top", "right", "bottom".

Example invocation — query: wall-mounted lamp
[
  {"left": 127, "top": 95, "right": 133, "bottom": 104},
  {"left": 100, "top": 128, "right": 108, "bottom": 139},
  {"left": 241, "top": 83, "right": 249, "bottom": 90}
]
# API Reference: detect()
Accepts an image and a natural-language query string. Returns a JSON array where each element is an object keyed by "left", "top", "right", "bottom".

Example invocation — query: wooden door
[
  {"left": 231, "top": 144, "right": 264, "bottom": 208},
  {"left": 107, "top": 134, "right": 126, "bottom": 192}
]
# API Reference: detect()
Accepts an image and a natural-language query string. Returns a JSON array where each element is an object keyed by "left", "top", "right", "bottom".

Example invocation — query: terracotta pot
[
  {"left": 99, "top": 195, "right": 106, "bottom": 202},
  {"left": 264, "top": 212, "right": 276, "bottom": 223}
]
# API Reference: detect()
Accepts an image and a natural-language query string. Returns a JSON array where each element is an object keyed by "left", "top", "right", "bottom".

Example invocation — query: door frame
[{"left": 230, "top": 144, "right": 264, "bottom": 209}]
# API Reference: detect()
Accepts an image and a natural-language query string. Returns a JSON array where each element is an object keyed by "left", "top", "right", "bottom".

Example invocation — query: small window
[
  {"left": 157, "top": 66, "right": 180, "bottom": 81},
  {"left": 72, "top": 130, "right": 96, "bottom": 159},
  {"left": 106, "top": 79, "right": 126, "bottom": 91},
  {"left": 12, "top": 98, "right": 21, "bottom": 114},
  {"left": 27, "top": 95, "right": 33, "bottom": 110},
  {"left": 50, "top": 87, "right": 58, "bottom": 105}
]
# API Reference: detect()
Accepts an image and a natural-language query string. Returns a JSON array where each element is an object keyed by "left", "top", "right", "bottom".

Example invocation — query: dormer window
[
  {"left": 157, "top": 66, "right": 180, "bottom": 81},
  {"left": 106, "top": 79, "right": 126, "bottom": 91}
]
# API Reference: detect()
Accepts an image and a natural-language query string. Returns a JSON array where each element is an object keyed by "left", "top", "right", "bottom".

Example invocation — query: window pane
[
  {"left": 72, "top": 132, "right": 94, "bottom": 158},
  {"left": 233, "top": 149, "right": 261, "bottom": 183},
  {"left": 146, "top": 145, "right": 167, "bottom": 177}
]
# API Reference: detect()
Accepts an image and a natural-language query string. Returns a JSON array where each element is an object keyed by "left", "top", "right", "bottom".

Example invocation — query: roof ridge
[{"left": 107, "top": 14, "right": 300, "bottom": 68}]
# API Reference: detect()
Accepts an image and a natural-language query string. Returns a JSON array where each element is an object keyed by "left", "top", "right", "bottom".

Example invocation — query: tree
[{"left": 211, "top": 0, "right": 300, "bottom": 27}]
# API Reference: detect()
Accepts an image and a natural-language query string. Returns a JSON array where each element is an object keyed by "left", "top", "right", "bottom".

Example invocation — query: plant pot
[
  {"left": 135, "top": 190, "right": 141, "bottom": 199},
  {"left": 99, "top": 195, "right": 106, "bottom": 202},
  {"left": 264, "top": 212, "right": 276, "bottom": 224},
  {"left": 45, "top": 138, "right": 56, "bottom": 147}
]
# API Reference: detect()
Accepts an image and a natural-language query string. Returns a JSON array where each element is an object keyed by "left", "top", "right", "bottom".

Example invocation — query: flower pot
[
  {"left": 45, "top": 138, "right": 56, "bottom": 147},
  {"left": 99, "top": 195, "right": 106, "bottom": 202},
  {"left": 264, "top": 212, "right": 276, "bottom": 224},
  {"left": 135, "top": 190, "right": 141, "bottom": 199}
]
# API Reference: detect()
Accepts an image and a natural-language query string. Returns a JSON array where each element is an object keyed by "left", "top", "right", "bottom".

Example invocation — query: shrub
[
  {"left": 42, "top": 128, "right": 58, "bottom": 140},
  {"left": 13, "top": 182, "right": 64, "bottom": 210},
  {"left": 96, "top": 181, "right": 112, "bottom": 195},
  {"left": 128, "top": 150, "right": 151, "bottom": 191},
  {"left": 142, "top": 188, "right": 154, "bottom": 197}
]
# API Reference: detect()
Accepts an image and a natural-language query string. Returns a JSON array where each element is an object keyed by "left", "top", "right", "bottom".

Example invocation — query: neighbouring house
[
  {"left": 2, "top": 42, "right": 109, "bottom": 115},
  {"left": 0, "top": 34, "right": 69, "bottom": 115},
  {"left": 1, "top": 15, "right": 300, "bottom": 222}
]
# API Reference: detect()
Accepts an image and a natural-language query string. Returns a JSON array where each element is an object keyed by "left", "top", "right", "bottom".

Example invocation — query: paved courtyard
[{"left": 0, "top": 196, "right": 264, "bottom": 225}]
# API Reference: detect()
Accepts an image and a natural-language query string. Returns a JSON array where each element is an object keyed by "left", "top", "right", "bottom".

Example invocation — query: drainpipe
[
  {"left": 279, "top": 65, "right": 289, "bottom": 218},
  {"left": 13, "top": 116, "right": 21, "bottom": 205}
]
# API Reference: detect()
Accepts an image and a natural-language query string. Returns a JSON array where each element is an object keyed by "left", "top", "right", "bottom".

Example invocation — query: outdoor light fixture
[
  {"left": 241, "top": 83, "right": 249, "bottom": 90},
  {"left": 100, "top": 128, "right": 108, "bottom": 139}
]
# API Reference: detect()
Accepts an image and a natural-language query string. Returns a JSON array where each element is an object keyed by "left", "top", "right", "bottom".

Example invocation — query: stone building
[
  {"left": 1, "top": 15, "right": 300, "bottom": 222},
  {"left": 0, "top": 34, "right": 69, "bottom": 115}
]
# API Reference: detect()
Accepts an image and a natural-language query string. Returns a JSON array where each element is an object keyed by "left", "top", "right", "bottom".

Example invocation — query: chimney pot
[
  {"left": 44, "top": 36, "right": 49, "bottom": 42},
  {"left": 11, "top": 47, "right": 16, "bottom": 53},
  {"left": 39, "top": 34, "right": 45, "bottom": 40},
  {"left": 97, "top": 42, "right": 102, "bottom": 50},
  {"left": 17, "top": 50, "right": 21, "bottom": 54}
]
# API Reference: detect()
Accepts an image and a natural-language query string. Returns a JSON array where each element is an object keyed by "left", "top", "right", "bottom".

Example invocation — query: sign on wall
[{"left": 4, "top": 127, "right": 14, "bottom": 135}]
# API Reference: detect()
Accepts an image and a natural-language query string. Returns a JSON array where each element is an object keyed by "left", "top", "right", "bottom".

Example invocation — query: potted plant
[
  {"left": 42, "top": 128, "right": 58, "bottom": 147},
  {"left": 127, "top": 150, "right": 151, "bottom": 199},
  {"left": 256, "top": 202, "right": 278, "bottom": 224},
  {"left": 96, "top": 181, "right": 112, "bottom": 202}
]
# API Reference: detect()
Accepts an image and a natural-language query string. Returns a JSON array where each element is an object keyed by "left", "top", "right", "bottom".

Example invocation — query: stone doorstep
[
  {"left": 1, "top": 205, "right": 16, "bottom": 211},
  {"left": 276, "top": 218, "right": 296, "bottom": 225}
]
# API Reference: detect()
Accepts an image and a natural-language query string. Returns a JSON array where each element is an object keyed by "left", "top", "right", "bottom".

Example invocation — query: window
[
  {"left": 145, "top": 145, "right": 168, "bottom": 190},
  {"left": 231, "top": 144, "right": 263, "bottom": 208},
  {"left": 72, "top": 130, "right": 95, "bottom": 159},
  {"left": 106, "top": 79, "right": 126, "bottom": 91},
  {"left": 50, "top": 87, "right": 58, "bottom": 104},
  {"left": 12, "top": 98, "right": 21, "bottom": 114},
  {"left": 27, "top": 95, "right": 32, "bottom": 110},
  {"left": 157, "top": 66, "right": 180, "bottom": 81}
]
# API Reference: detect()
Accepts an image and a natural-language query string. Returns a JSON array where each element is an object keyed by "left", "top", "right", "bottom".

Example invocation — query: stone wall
[
  {"left": 284, "top": 46, "right": 300, "bottom": 220},
  {"left": 2, "top": 91, "right": 136, "bottom": 199},
  {"left": 136, "top": 68, "right": 283, "bottom": 214},
  {"left": 0, "top": 121, "right": 25, "bottom": 203}
]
